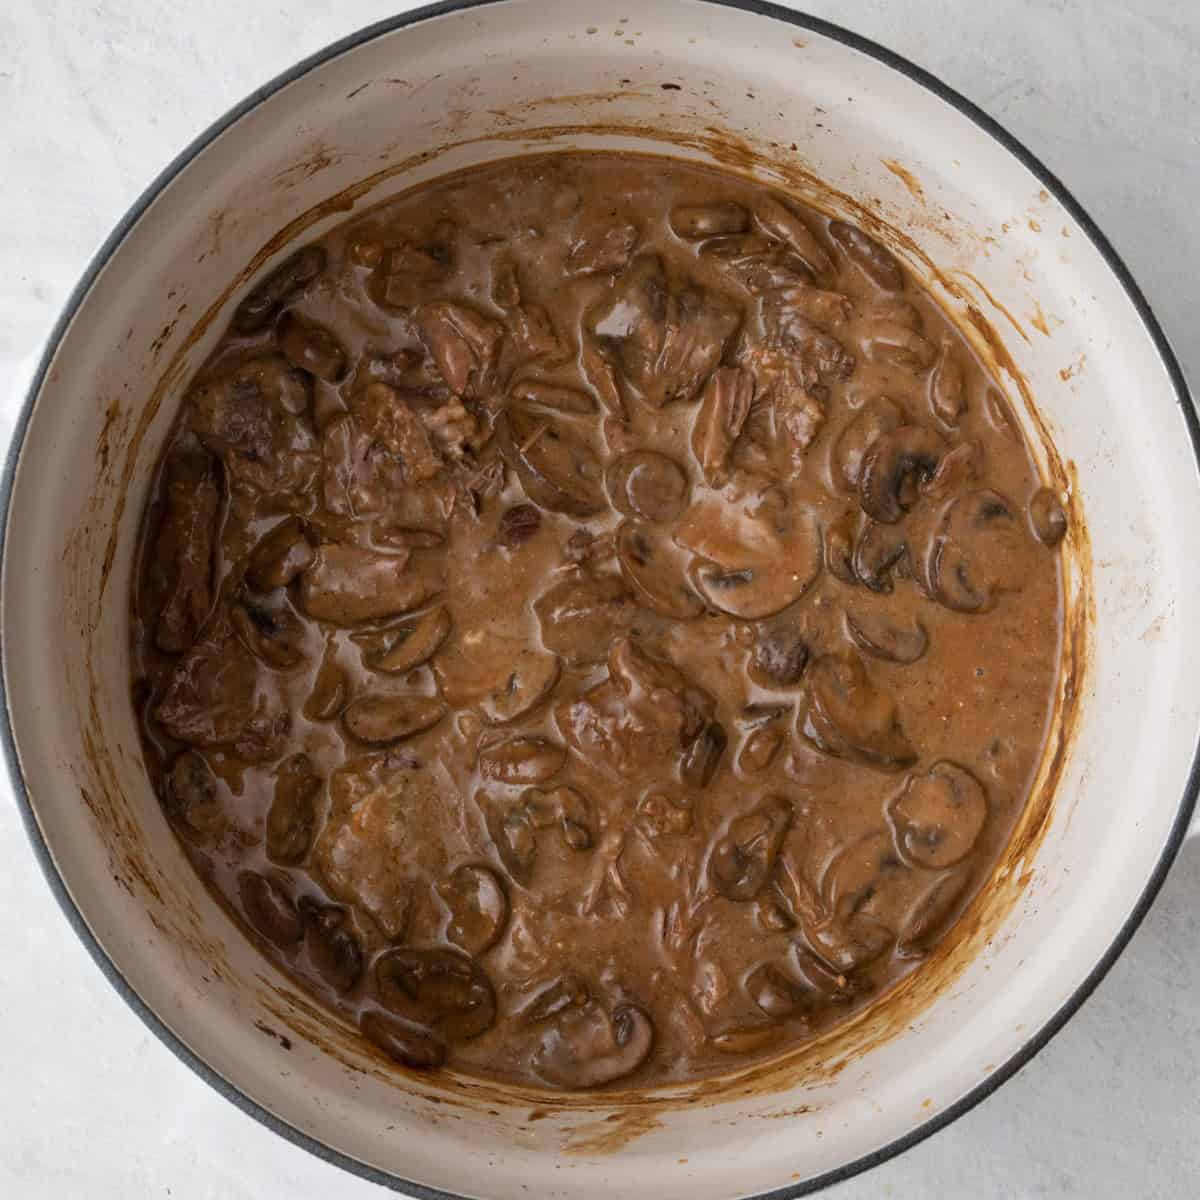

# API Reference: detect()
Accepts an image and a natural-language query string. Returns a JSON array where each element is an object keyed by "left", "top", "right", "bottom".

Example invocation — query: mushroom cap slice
[
  {"left": 532, "top": 1003, "right": 654, "bottom": 1089},
  {"left": 374, "top": 946, "right": 497, "bottom": 1041},
  {"left": 341, "top": 695, "right": 447, "bottom": 745},
  {"left": 928, "top": 488, "right": 1032, "bottom": 612},
  {"left": 433, "top": 630, "right": 561, "bottom": 723},
  {"left": 616, "top": 520, "right": 705, "bottom": 620},
  {"left": 799, "top": 651, "right": 916, "bottom": 770},
  {"left": 360, "top": 1010, "right": 446, "bottom": 1070},
  {"left": 534, "top": 574, "right": 635, "bottom": 666},
  {"left": 300, "top": 543, "right": 444, "bottom": 625},
  {"left": 887, "top": 761, "right": 988, "bottom": 869},
  {"left": 844, "top": 606, "right": 928, "bottom": 664},
  {"left": 687, "top": 553, "right": 818, "bottom": 621},
  {"left": 439, "top": 864, "right": 510, "bottom": 956},
  {"left": 356, "top": 605, "right": 451, "bottom": 675},
  {"left": 676, "top": 489, "right": 821, "bottom": 620},
  {"left": 606, "top": 450, "right": 689, "bottom": 523},
  {"left": 859, "top": 425, "right": 944, "bottom": 524},
  {"left": 479, "top": 651, "right": 562, "bottom": 726},
  {"left": 496, "top": 409, "right": 606, "bottom": 518},
  {"left": 832, "top": 396, "right": 905, "bottom": 492}
]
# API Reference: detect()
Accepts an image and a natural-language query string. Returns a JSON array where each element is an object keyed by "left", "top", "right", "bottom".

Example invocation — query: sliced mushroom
[
  {"left": 752, "top": 195, "right": 832, "bottom": 275},
  {"left": 375, "top": 946, "right": 496, "bottom": 1040},
  {"left": 710, "top": 797, "right": 793, "bottom": 901},
  {"left": 341, "top": 695, "right": 447, "bottom": 745},
  {"left": 1028, "top": 487, "right": 1068, "bottom": 546},
  {"left": 896, "top": 866, "right": 972, "bottom": 957},
  {"left": 708, "top": 1020, "right": 782, "bottom": 1055},
  {"left": 496, "top": 409, "right": 606, "bottom": 518},
  {"left": 360, "top": 1010, "right": 445, "bottom": 1070},
  {"left": 799, "top": 651, "right": 916, "bottom": 769},
  {"left": 532, "top": 1003, "right": 654, "bottom": 1088},
  {"left": 859, "top": 426, "right": 944, "bottom": 524},
  {"left": 832, "top": 396, "right": 905, "bottom": 492},
  {"left": 845, "top": 607, "right": 928, "bottom": 664},
  {"left": 824, "top": 509, "right": 860, "bottom": 586},
  {"left": 699, "top": 233, "right": 814, "bottom": 292},
  {"left": 299, "top": 898, "right": 364, "bottom": 993},
  {"left": 617, "top": 521, "right": 705, "bottom": 619},
  {"left": 809, "top": 832, "right": 904, "bottom": 972},
  {"left": 478, "top": 737, "right": 566, "bottom": 785},
  {"left": 691, "top": 366, "right": 754, "bottom": 486},
  {"left": 231, "top": 597, "right": 308, "bottom": 669},
  {"left": 246, "top": 517, "right": 315, "bottom": 591},
  {"left": 238, "top": 871, "right": 303, "bottom": 949},
  {"left": 745, "top": 962, "right": 811, "bottom": 1020},
  {"left": 680, "top": 722, "right": 728, "bottom": 789},
  {"left": 300, "top": 544, "right": 444, "bottom": 625},
  {"left": 480, "top": 792, "right": 538, "bottom": 885},
  {"left": 266, "top": 753, "right": 321, "bottom": 864},
  {"left": 533, "top": 574, "right": 635, "bottom": 666},
  {"left": 828, "top": 220, "right": 904, "bottom": 291},
  {"left": 438, "top": 864, "right": 509, "bottom": 956},
  {"left": 277, "top": 311, "right": 348, "bottom": 382},
  {"left": 510, "top": 377, "right": 597, "bottom": 415},
  {"left": 670, "top": 201, "right": 750, "bottom": 239},
  {"left": 304, "top": 642, "right": 348, "bottom": 720},
  {"left": 687, "top": 555, "right": 813, "bottom": 621},
  {"left": 606, "top": 451, "right": 689, "bottom": 523},
  {"left": 806, "top": 910, "right": 894, "bottom": 974},
  {"left": 479, "top": 649, "right": 562, "bottom": 725},
  {"left": 356, "top": 606, "right": 451, "bottom": 675},
  {"left": 928, "top": 488, "right": 1032, "bottom": 612},
  {"left": 737, "top": 727, "right": 783, "bottom": 774},
  {"left": 887, "top": 761, "right": 988, "bottom": 869},
  {"left": 983, "top": 387, "right": 1020, "bottom": 441},
  {"left": 163, "top": 750, "right": 225, "bottom": 841},
  {"left": 920, "top": 439, "right": 980, "bottom": 502},
  {"left": 518, "top": 974, "right": 590, "bottom": 1024},
  {"left": 233, "top": 245, "right": 327, "bottom": 333},
  {"left": 929, "top": 349, "right": 966, "bottom": 425},
  {"left": 853, "top": 521, "right": 911, "bottom": 594}
]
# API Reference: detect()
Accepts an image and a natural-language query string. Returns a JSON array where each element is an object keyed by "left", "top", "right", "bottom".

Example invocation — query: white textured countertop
[{"left": 1, "top": 1, "right": 1197, "bottom": 1196}]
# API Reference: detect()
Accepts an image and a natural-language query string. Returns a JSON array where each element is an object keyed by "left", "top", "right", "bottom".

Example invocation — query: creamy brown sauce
[{"left": 131, "top": 153, "right": 1066, "bottom": 1090}]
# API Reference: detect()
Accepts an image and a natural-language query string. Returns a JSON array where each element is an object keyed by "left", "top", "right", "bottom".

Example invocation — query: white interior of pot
[{"left": 5, "top": 2, "right": 1198, "bottom": 1197}]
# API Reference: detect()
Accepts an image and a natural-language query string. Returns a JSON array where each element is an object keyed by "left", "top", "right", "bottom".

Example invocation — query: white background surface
[{"left": 1, "top": 1, "right": 1197, "bottom": 1196}]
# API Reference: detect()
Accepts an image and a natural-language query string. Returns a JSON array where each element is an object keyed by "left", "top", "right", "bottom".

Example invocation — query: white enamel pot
[{"left": 4, "top": 2, "right": 1198, "bottom": 1196}]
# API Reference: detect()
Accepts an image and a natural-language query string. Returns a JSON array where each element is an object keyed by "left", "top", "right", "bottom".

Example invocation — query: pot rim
[{"left": 2, "top": 1, "right": 1196, "bottom": 1196}]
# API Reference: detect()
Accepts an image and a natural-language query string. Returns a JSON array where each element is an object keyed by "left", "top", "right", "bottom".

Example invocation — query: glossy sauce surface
[{"left": 132, "top": 153, "right": 1065, "bottom": 1089}]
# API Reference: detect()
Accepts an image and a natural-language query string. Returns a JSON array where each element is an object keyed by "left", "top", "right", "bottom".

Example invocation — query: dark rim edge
[{"left": 1, "top": 1, "right": 1196, "bottom": 1198}]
